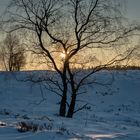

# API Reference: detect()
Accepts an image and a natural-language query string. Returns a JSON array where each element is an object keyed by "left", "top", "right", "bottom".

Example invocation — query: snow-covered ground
[{"left": 0, "top": 70, "right": 140, "bottom": 140}]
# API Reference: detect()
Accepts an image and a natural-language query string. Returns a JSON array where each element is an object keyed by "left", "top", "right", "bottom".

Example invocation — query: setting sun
[{"left": 60, "top": 52, "right": 66, "bottom": 59}]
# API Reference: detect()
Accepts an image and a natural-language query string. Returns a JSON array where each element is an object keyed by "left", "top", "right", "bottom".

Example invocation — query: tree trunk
[
  {"left": 67, "top": 92, "right": 76, "bottom": 118},
  {"left": 59, "top": 76, "right": 67, "bottom": 117},
  {"left": 59, "top": 90, "right": 67, "bottom": 117}
]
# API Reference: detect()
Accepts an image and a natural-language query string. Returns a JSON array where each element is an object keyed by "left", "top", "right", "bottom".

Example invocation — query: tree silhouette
[
  {"left": 0, "top": 33, "right": 25, "bottom": 71},
  {"left": 4, "top": 0, "right": 138, "bottom": 117}
]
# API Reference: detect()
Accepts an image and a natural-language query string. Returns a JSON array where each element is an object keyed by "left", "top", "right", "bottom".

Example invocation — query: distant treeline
[
  {"left": 105, "top": 66, "right": 140, "bottom": 70},
  {"left": 97, "top": 65, "right": 140, "bottom": 70},
  {"left": 69, "top": 65, "right": 140, "bottom": 71}
]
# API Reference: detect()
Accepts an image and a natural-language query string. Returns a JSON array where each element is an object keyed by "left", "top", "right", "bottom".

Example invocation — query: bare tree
[
  {"left": 3, "top": 0, "right": 138, "bottom": 117},
  {"left": 0, "top": 33, "right": 26, "bottom": 71}
]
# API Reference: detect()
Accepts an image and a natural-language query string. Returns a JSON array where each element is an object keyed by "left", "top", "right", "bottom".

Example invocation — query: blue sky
[
  {"left": 0, "top": 0, "right": 140, "bottom": 22},
  {"left": 127, "top": 0, "right": 140, "bottom": 22}
]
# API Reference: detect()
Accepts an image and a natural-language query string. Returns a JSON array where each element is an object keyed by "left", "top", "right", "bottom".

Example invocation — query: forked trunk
[
  {"left": 67, "top": 93, "right": 76, "bottom": 118},
  {"left": 59, "top": 97, "right": 66, "bottom": 116},
  {"left": 59, "top": 90, "right": 67, "bottom": 117}
]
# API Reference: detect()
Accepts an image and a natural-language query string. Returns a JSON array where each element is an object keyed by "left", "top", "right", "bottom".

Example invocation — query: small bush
[{"left": 17, "top": 121, "right": 43, "bottom": 133}]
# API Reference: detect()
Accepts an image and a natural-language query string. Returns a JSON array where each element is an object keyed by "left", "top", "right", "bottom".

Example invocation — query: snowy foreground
[{"left": 0, "top": 70, "right": 140, "bottom": 140}]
